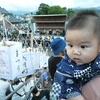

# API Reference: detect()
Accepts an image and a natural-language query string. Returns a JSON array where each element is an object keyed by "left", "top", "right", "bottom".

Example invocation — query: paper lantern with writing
[
  {"left": 31, "top": 51, "right": 41, "bottom": 70},
  {"left": 40, "top": 53, "right": 47, "bottom": 68},
  {"left": 0, "top": 41, "right": 23, "bottom": 80},
  {"left": 18, "top": 52, "right": 34, "bottom": 78},
  {"left": 36, "top": 51, "right": 40, "bottom": 69}
]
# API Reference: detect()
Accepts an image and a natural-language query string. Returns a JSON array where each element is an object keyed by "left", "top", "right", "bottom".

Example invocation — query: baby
[{"left": 50, "top": 9, "right": 100, "bottom": 100}]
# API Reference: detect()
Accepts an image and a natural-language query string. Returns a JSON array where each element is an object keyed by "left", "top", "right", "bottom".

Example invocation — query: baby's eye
[
  {"left": 68, "top": 44, "right": 73, "bottom": 47},
  {"left": 81, "top": 45, "right": 87, "bottom": 49}
]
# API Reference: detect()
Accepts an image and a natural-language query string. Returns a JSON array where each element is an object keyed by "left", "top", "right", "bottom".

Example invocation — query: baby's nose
[{"left": 73, "top": 49, "right": 80, "bottom": 55}]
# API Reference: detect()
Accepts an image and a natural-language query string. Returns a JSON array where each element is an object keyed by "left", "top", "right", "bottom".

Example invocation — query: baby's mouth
[{"left": 74, "top": 58, "right": 81, "bottom": 63}]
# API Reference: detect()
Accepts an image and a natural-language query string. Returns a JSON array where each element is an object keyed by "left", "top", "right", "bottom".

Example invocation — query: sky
[{"left": 0, "top": 0, "right": 100, "bottom": 11}]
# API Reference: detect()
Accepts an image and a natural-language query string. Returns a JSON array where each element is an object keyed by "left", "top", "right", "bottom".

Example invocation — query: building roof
[
  {"left": 20, "top": 15, "right": 26, "bottom": 18},
  {"left": 31, "top": 14, "right": 67, "bottom": 17},
  {"left": 9, "top": 16, "right": 21, "bottom": 23},
  {"left": 0, "top": 7, "right": 9, "bottom": 14}
]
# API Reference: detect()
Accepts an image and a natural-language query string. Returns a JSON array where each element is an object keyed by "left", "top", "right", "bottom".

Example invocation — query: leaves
[
  {"left": 36, "top": 3, "right": 75, "bottom": 19},
  {"left": 66, "top": 8, "right": 76, "bottom": 20},
  {"left": 36, "top": 3, "right": 50, "bottom": 15},
  {"left": 48, "top": 6, "right": 67, "bottom": 14},
  {"left": 12, "top": 31, "right": 19, "bottom": 37}
]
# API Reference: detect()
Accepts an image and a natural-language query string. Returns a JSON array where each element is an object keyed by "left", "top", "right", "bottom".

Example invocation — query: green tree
[
  {"left": 66, "top": 8, "right": 76, "bottom": 20},
  {"left": 8, "top": 13, "right": 13, "bottom": 16},
  {"left": 36, "top": 3, "right": 50, "bottom": 15},
  {"left": 48, "top": 6, "right": 67, "bottom": 14},
  {"left": 31, "top": 19, "right": 33, "bottom": 23},
  {"left": 12, "top": 31, "right": 19, "bottom": 37},
  {"left": 31, "top": 12, "right": 33, "bottom": 15},
  {"left": 62, "top": 7, "right": 67, "bottom": 10}
]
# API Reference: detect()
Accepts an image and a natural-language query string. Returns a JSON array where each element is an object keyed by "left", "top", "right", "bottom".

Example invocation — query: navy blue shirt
[{"left": 50, "top": 53, "right": 100, "bottom": 98}]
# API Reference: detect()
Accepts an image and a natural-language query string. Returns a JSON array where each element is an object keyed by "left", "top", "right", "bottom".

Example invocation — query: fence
[{"left": 5, "top": 70, "right": 43, "bottom": 100}]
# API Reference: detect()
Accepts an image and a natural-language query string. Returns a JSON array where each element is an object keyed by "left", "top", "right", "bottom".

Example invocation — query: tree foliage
[
  {"left": 36, "top": 3, "right": 50, "bottom": 15},
  {"left": 8, "top": 13, "right": 13, "bottom": 16},
  {"left": 31, "top": 19, "right": 33, "bottom": 23},
  {"left": 66, "top": 8, "right": 76, "bottom": 19},
  {"left": 36, "top": 3, "right": 76, "bottom": 19},
  {"left": 48, "top": 6, "right": 67, "bottom": 14},
  {"left": 12, "top": 31, "right": 19, "bottom": 37}
]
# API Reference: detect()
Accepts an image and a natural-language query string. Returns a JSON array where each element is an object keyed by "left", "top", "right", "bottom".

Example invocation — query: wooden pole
[
  {"left": 0, "top": 13, "right": 20, "bottom": 41},
  {"left": 42, "top": 67, "right": 44, "bottom": 89},
  {"left": 31, "top": 32, "right": 36, "bottom": 85},
  {"left": 2, "top": 18, "right": 7, "bottom": 40},
  {"left": 33, "top": 70, "right": 36, "bottom": 84},
  {"left": 0, "top": 13, "right": 19, "bottom": 31},
  {"left": 30, "top": 33, "right": 33, "bottom": 48}
]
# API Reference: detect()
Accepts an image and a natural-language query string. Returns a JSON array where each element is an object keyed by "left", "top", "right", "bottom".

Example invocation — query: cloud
[
  {"left": 52, "top": 0, "right": 74, "bottom": 8},
  {"left": 0, "top": 0, "right": 100, "bottom": 11},
  {"left": 72, "top": 0, "right": 100, "bottom": 8},
  {"left": 0, "top": 0, "right": 39, "bottom": 11}
]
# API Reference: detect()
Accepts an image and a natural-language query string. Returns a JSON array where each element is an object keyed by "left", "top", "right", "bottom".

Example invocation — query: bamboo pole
[
  {"left": 30, "top": 32, "right": 36, "bottom": 84},
  {"left": 0, "top": 13, "right": 39, "bottom": 86},
  {"left": 0, "top": 13, "right": 19, "bottom": 31},
  {"left": 33, "top": 71, "right": 36, "bottom": 84},
  {"left": 0, "top": 13, "right": 20, "bottom": 41},
  {"left": 0, "top": 13, "right": 38, "bottom": 48},
  {"left": 42, "top": 67, "right": 44, "bottom": 89},
  {"left": 0, "top": 13, "right": 37, "bottom": 46},
  {"left": 30, "top": 33, "right": 33, "bottom": 48}
]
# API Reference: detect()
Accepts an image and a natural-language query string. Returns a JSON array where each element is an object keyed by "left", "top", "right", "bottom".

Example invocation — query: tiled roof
[
  {"left": 20, "top": 15, "right": 26, "bottom": 18},
  {"left": 9, "top": 16, "right": 21, "bottom": 23},
  {"left": 0, "top": 7, "right": 9, "bottom": 14}
]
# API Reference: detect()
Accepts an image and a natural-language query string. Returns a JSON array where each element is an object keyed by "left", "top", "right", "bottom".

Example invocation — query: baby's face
[{"left": 66, "top": 29, "right": 100, "bottom": 65}]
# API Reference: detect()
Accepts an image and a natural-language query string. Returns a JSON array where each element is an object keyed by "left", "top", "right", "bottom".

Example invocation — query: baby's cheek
[{"left": 67, "top": 52, "right": 72, "bottom": 59}]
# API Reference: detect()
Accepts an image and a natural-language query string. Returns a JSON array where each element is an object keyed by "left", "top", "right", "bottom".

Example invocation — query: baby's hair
[
  {"left": 75, "top": 9, "right": 99, "bottom": 17},
  {"left": 66, "top": 9, "right": 100, "bottom": 40}
]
